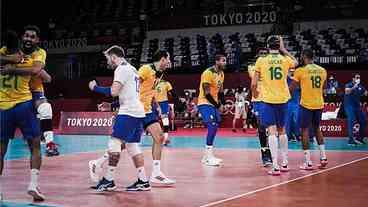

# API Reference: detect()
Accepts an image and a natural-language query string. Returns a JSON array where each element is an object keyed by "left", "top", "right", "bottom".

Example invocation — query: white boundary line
[{"left": 200, "top": 155, "right": 368, "bottom": 207}]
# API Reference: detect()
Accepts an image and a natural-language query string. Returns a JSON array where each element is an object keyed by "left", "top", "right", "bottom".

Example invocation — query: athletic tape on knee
[
  {"left": 162, "top": 117, "right": 169, "bottom": 126},
  {"left": 108, "top": 138, "right": 122, "bottom": 153},
  {"left": 37, "top": 103, "right": 52, "bottom": 120},
  {"left": 126, "top": 143, "right": 142, "bottom": 157}
]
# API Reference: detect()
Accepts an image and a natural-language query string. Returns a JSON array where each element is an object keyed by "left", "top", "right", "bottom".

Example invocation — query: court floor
[{"left": 2, "top": 132, "right": 368, "bottom": 207}]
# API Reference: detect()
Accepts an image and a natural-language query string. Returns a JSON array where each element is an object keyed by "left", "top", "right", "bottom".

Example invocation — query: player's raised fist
[{"left": 89, "top": 80, "right": 97, "bottom": 91}]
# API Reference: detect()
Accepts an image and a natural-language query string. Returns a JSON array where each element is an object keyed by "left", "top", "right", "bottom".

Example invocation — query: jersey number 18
[{"left": 310, "top": 76, "right": 321, "bottom": 88}]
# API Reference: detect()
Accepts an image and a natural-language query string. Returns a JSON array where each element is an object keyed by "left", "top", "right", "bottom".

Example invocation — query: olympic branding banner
[
  {"left": 58, "top": 111, "right": 114, "bottom": 135},
  {"left": 319, "top": 119, "right": 347, "bottom": 137},
  {"left": 58, "top": 112, "right": 365, "bottom": 137}
]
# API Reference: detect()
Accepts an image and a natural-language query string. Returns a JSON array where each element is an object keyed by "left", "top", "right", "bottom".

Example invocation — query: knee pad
[
  {"left": 126, "top": 143, "right": 142, "bottom": 157},
  {"left": 37, "top": 102, "right": 52, "bottom": 120},
  {"left": 162, "top": 117, "right": 169, "bottom": 126},
  {"left": 108, "top": 138, "right": 122, "bottom": 153}
]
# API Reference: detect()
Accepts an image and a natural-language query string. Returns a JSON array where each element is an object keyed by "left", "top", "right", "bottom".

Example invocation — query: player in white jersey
[
  {"left": 232, "top": 87, "right": 248, "bottom": 132},
  {"left": 88, "top": 45, "right": 150, "bottom": 191}
]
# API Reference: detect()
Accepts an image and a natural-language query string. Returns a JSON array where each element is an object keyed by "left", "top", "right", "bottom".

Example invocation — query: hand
[
  {"left": 0, "top": 64, "right": 12, "bottom": 75},
  {"left": 8, "top": 53, "right": 24, "bottom": 63},
  {"left": 89, "top": 80, "right": 97, "bottom": 91},
  {"left": 279, "top": 36, "right": 286, "bottom": 53},
  {"left": 97, "top": 102, "right": 112, "bottom": 111}
]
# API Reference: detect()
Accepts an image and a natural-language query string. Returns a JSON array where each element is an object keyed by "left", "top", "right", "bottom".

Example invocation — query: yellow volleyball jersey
[
  {"left": 0, "top": 47, "right": 33, "bottom": 110},
  {"left": 248, "top": 64, "right": 263, "bottom": 102},
  {"left": 197, "top": 67, "right": 224, "bottom": 106},
  {"left": 155, "top": 80, "right": 172, "bottom": 102},
  {"left": 293, "top": 64, "right": 327, "bottom": 110},
  {"left": 29, "top": 47, "right": 47, "bottom": 92},
  {"left": 138, "top": 64, "right": 161, "bottom": 113},
  {"left": 255, "top": 53, "right": 294, "bottom": 104}
]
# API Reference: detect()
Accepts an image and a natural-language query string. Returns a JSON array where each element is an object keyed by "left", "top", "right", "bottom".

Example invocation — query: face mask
[{"left": 355, "top": 79, "right": 360, "bottom": 84}]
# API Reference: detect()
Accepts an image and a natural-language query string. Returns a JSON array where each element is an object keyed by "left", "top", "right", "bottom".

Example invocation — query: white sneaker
[
  {"left": 27, "top": 186, "right": 45, "bottom": 202},
  {"left": 150, "top": 173, "right": 176, "bottom": 185},
  {"left": 299, "top": 162, "right": 314, "bottom": 171},
  {"left": 201, "top": 155, "right": 222, "bottom": 166},
  {"left": 89, "top": 160, "right": 102, "bottom": 183}
]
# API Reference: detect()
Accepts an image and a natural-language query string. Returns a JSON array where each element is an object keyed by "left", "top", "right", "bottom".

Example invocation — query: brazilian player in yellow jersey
[
  {"left": 197, "top": 54, "right": 226, "bottom": 166},
  {"left": 290, "top": 49, "right": 328, "bottom": 170},
  {"left": 155, "top": 78, "right": 178, "bottom": 145},
  {"left": 2, "top": 26, "right": 58, "bottom": 157},
  {"left": 0, "top": 29, "right": 46, "bottom": 201},
  {"left": 251, "top": 36, "right": 298, "bottom": 175},
  {"left": 248, "top": 48, "right": 272, "bottom": 167},
  {"left": 24, "top": 26, "right": 59, "bottom": 157},
  {"left": 138, "top": 50, "right": 175, "bottom": 184}
]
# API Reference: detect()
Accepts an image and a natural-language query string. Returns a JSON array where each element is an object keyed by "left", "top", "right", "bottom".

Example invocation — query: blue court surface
[
  {"left": 5, "top": 135, "right": 368, "bottom": 161},
  {"left": 0, "top": 202, "right": 58, "bottom": 207}
]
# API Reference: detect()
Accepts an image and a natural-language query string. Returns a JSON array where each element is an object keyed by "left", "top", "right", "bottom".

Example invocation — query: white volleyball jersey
[
  {"left": 235, "top": 92, "right": 246, "bottom": 107},
  {"left": 113, "top": 62, "right": 145, "bottom": 117}
]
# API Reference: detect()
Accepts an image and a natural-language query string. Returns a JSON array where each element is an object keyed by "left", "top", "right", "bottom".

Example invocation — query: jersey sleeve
[
  {"left": 345, "top": 82, "right": 353, "bottom": 89},
  {"left": 254, "top": 58, "right": 262, "bottom": 73},
  {"left": 201, "top": 70, "right": 213, "bottom": 84},
  {"left": 285, "top": 56, "right": 295, "bottom": 68},
  {"left": 138, "top": 66, "right": 150, "bottom": 81},
  {"left": 166, "top": 82, "right": 173, "bottom": 91},
  {"left": 322, "top": 69, "right": 327, "bottom": 85},
  {"left": 292, "top": 68, "right": 302, "bottom": 82},
  {"left": 33, "top": 49, "right": 47, "bottom": 65},
  {"left": 113, "top": 67, "right": 128, "bottom": 85}
]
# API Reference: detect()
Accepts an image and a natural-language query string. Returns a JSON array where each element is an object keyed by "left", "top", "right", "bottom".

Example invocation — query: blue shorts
[
  {"left": 112, "top": 115, "right": 144, "bottom": 143},
  {"left": 143, "top": 112, "right": 159, "bottom": 129},
  {"left": 252, "top": 101, "right": 263, "bottom": 117},
  {"left": 159, "top": 101, "right": 169, "bottom": 115},
  {"left": 260, "top": 103, "right": 287, "bottom": 128},
  {"left": 32, "top": 92, "right": 47, "bottom": 101},
  {"left": 299, "top": 106, "right": 322, "bottom": 129},
  {"left": 198, "top": 104, "right": 221, "bottom": 124},
  {"left": 0, "top": 100, "right": 41, "bottom": 141}
]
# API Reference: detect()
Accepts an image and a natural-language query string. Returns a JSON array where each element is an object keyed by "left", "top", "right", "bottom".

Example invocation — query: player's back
[
  {"left": 0, "top": 47, "right": 34, "bottom": 110},
  {"left": 294, "top": 64, "right": 327, "bottom": 110},
  {"left": 115, "top": 63, "right": 145, "bottom": 117},
  {"left": 255, "top": 53, "right": 294, "bottom": 104}
]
